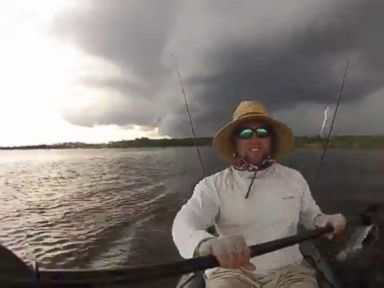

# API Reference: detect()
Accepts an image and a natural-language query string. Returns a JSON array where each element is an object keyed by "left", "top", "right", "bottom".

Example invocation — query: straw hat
[{"left": 213, "top": 100, "right": 294, "bottom": 161}]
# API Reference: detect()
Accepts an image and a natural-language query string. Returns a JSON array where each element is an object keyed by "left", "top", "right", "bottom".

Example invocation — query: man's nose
[{"left": 248, "top": 135, "right": 262, "bottom": 144}]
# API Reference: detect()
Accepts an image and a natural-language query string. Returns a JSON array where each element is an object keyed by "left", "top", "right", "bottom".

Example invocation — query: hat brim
[{"left": 213, "top": 115, "right": 294, "bottom": 161}]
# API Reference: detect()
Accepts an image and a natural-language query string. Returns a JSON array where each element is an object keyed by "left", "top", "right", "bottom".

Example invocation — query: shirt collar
[{"left": 230, "top": 162, "right": 276, "bottom": 179}]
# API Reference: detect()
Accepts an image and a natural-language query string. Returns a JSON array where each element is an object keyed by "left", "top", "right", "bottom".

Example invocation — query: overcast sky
[{"left": 0, "top": 0, "right": 383, "bottom": 146}]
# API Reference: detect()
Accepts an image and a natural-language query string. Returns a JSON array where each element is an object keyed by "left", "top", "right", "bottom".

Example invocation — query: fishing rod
[
  {"left": 171, "top": 55, "right": 209, "bottom": 288},
  {"left": 309, "top": 59, "right": 349, "bottom": 287},
  {"left": 171, "top": 54, "right": 206, "bottom": 176},
  {"left": 315, "top": 59, "right": 349, "bottom": 178}
]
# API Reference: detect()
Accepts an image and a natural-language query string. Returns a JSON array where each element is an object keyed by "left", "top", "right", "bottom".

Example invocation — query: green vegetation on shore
[
  {"left": 1, "top": 135, "right": 384, "bottom": 150},
  {"left": 296, "top": 135, "right": 384, "bottom": 149},
  {"left": 0, "top": 137, "right": 213, "bottom": 150}
]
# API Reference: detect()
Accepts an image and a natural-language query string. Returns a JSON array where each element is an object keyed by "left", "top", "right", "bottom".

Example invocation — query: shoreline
[{"left": 1, "top": 135, "right": 384, "bottom": 150}]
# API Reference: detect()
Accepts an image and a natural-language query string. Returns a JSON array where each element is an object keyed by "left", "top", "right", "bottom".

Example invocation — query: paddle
[
  {"left": 1, "top": 205, "right": 378, "bottom": 286},
  {"left": 0, "top": 225, "right": 334, "bottom": 286}
]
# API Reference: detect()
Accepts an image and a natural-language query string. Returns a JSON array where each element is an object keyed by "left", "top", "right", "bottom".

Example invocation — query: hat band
[{"left": 234, "top": 111, "right": 268, "bottom": 120}]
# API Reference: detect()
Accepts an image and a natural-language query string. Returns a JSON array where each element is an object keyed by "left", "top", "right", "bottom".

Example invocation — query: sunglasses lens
[
  {"left": 237, "top": 127, "right": 271, "bottom": 139},
  {"left": 238, "top": 128, "right": 254, "bottom": 139},
  {"left": 256, "top": 127, "right": 270, "bottom": 138}
]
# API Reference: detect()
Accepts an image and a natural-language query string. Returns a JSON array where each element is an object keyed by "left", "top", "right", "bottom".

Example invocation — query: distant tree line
[
  {"left": 0, "top": 137, "right": 213, "bottom": 150},
  {"left": 1, "top": 135, "right": 384, "bottom": 150},
  {"left": 107, "top": 137, "right": 213, "bottom": 148},
  {"left": 296, "top": 135, "right": 384, "bottom": 149}
]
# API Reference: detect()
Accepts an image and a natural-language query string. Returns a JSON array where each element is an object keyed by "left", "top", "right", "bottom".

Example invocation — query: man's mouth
[{"left": 248, "top": 147, "right": 261, "bottom": 152}]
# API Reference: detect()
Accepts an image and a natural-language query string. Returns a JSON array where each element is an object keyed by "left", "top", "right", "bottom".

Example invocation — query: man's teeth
[{"left": 249, "top": 148, "right": 260, "bottom": 152}]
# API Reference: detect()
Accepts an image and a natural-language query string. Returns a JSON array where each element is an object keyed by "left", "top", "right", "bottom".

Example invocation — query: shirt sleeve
[
  {"left": 172, "top": 177, "right": 220, "bottom": 259},
  {"left": 298, "top": 174, "right": 325, "bottom": 230}
]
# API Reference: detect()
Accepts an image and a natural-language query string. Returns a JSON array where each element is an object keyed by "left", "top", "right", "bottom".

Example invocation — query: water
[{"left": 0, "top": 147, "right": 383, "bottom": 286}]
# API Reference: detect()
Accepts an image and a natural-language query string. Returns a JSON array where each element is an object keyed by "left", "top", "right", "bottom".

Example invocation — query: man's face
[{"left": 234, "top": 120, "right": 273, "bottom": 165}]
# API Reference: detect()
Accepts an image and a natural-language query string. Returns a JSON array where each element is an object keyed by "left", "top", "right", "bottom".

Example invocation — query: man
[{"left": 172, "top": 100, "right": 346, "bottom": 287}]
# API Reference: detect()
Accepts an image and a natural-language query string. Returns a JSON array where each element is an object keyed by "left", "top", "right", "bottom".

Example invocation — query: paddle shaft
[
  {"left": 22, "top": 225, "right": 334, "bottom": 286},
  {"left": 29, "top": 211, "right": 380, "bottom": 286},
  {"left": 2, "top": 204, "right": 377, "bottom": 286}
]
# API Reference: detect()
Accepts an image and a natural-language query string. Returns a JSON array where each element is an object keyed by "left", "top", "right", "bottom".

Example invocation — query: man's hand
[
  {"left": 198, "top": 235, "right": 256, "bottom": 270},
  {"left": 327, "top": 213, "right": 347, "bottom": 235},
  {"left": 315, "top": 213, "right": 347, "bottom": 239}
]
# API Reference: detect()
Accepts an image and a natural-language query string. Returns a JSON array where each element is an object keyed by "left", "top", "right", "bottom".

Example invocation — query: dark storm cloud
[
  {"left": 78, "top": 75, "right": 148, "bottom": 98},
  {"left": 194, "top": 0, "right": 384, "bottom": 109},
  {"left": 53, "top": 0, "right": 178, "bottom": 78},
  {"left": 52, "top": 0, "right": 384, "bottom": 136}
]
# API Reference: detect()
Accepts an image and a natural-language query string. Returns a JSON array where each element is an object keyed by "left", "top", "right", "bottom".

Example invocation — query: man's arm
[
  {"left": 172, "top": 178, "right": 219, "bottom": 259},
  {"left": 298, "top": 173, "right": 346, "bottom": 235},
  {"left": 298, "top": 174, "right": 325, "bottom": 230}
]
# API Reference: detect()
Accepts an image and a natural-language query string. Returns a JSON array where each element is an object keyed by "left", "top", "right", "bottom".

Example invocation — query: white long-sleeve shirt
[{"left": 172, "top": 163, "right": 326, "bottom": 273}]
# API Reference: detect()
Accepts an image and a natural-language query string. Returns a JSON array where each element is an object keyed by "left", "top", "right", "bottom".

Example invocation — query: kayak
[
  {"left": 0, "top": 241, "right": 339, "bottom": 288},
  {"left": 0, "top": 220, "right": 380, "bottom": 287}
]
